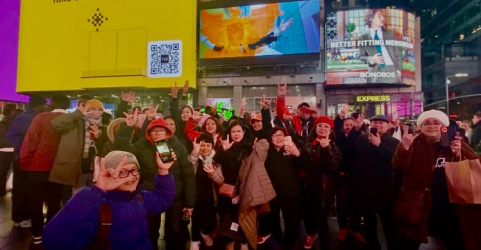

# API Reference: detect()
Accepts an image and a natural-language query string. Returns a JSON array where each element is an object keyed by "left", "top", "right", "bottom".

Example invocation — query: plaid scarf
[{"left": 83, "top": 115, "right": 102, "bottom": 158}]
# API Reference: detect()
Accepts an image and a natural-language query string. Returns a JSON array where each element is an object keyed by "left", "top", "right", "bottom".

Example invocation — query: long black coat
[{"left": 349, "top": 130, "right": 400, "bottom": 211}]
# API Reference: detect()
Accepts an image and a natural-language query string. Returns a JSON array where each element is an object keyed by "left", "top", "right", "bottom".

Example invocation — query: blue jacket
[
  {"left": 43, "top": 174, "right": 175, "bottom": 250},
  {"left": 5, "top": 108, "right": 38, "bottom": 159}
]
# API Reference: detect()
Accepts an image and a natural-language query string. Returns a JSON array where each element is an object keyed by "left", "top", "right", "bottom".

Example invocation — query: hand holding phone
[
  {"left": 284, "top": 136, "right": 293, "bottom": 147},
  {"left": 155, "top": 140, "right": 174, "bottom": 163}
]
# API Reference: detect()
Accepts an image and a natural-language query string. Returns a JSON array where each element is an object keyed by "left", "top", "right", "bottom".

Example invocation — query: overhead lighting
[
  {"left": 434, "top": 35, "right": 438, "bottom": 38},
  {"left": 455, "top": 73, "right": 468, "bottom": 77}
]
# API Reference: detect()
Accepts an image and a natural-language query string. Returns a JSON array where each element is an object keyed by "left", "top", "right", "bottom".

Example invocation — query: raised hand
[
  {"left": 221, "top": 135, "right": 235, "bottom": 151},
  {"left": 278, "top": 83, "right": 290, "bottom": 97},
  {"left": 258, "top": 94, "right": 272, "bottom": 110},
  {"left": 155, "top": 151, "right": 176, "bottom": 175},
  {"left": 121, "top": 91, "right": 136, "bottom": 104},
  {"left": 354, "top": 114, "right": 365, "bottom": 130},
  {"left": 203, "top": 163, "right": 215, "bottom": 176},
  {"left": 239, "top": 97, "right": 246, "bottom": 118},
  {"left": 192, "top": 137, "right": 201, "bottom": 155},
  {"left": 95, "top": 157, "right": 133, "bottom": 192},
  {"left": 339, "top": 104, "right": 350, "bottom": 118},
  {"left": 285, "top": 144, "right": 301, "bottom": 157},
  {"left": 401, "top": 125, "right": 419, "bottom": 150},
  {"left": 450, "top": 136, "right": 462, "bottom": 158},
  {"left": 124, "top": 110, "right": 139, "bottom": 127},
  {"left": 147, "top": 104, "right": 160, "bottom": 120},
  {"left": 317, "top": 138, "right": 331, "bottom": 148},
  {"left": 192, "top": 110, "right": 203, "bottom": 121},
  {"left": 368, "top": 132, "right": 381, "bottom": 147},
  {"left": 170, "top": 82, "right": 180, "bottom": 99},
  {"left": 182, "top": 80, "right": 190, "bottom": 96},
  {"left": 90, "top": 125, "right": 101, "bottom": 139}
]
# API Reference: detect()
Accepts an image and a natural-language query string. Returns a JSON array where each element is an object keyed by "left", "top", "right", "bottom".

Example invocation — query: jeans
[{"left": 12, "top": 160, "right": 29, "bottom": 222}]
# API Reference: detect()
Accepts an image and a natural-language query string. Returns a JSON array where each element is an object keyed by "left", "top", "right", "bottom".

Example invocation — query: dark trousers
[
  {"left": 147, "top": 201, "right": 188, "bottom": 250},
  {"left": 0, "top": 152, "right": 14, "bottom": 195},
  {"left": 268, "top": 196, "right": 301, "bottom": 250},
  {"left": 303, "top": 185, "right": 333, "bottom": 250},
  {"left": 363, "top": 208, "right": 397, "bottom": 250},
  {"left": 12, "top": 160, "right": 30, "bottom": 222},
  {"left": 191, "top": 201, "right": 217, "bottom": 242},
  {"left": 336, "top": 176, "right": 362, "bottom": 231},
  {"left": 26, "top": 172, "right": 63, "bottom": 237}
]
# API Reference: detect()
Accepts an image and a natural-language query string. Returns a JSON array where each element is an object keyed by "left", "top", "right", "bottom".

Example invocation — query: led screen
[
  {"left": 325, "top": 8, "right": 416, "bottom": 85},
  {"left": 199, "top": 0, "right": 320, "bottom": 59}
]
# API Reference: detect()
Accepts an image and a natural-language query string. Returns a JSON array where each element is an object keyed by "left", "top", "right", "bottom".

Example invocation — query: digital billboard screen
[
  {"left": 199, "top": 0, "right": 320, "bottom": 62},
  {"left": 325, "top": 8, "right": 416, "bottom": 85}
]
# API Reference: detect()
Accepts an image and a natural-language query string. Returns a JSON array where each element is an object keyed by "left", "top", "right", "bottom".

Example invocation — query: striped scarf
[{"left": 83, "top": 115, "right": 102, "bottom": 158}]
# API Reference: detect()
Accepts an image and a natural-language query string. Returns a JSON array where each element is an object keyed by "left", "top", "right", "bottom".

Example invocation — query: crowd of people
[{"left": 0, "top": 81, "right": 481, "bottom": 250}]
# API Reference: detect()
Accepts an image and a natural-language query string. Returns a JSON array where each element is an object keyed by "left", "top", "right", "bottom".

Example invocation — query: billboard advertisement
[
  {"left": 0, "top": 0, "right": 28, "bottom": 102},
  {"left": 325, "top": 8, "right": 416, "bottom": 85},
  {"left": 199, "top": 0, "right": 320, "bottom": 60},
  {"left": 17, "top": 0, "right": 197, "bottom": 92}
]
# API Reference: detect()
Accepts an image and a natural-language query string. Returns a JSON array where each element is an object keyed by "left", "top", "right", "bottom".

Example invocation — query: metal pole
[{"left": 446, "top": 78, "right": 450, "bottom": 116}]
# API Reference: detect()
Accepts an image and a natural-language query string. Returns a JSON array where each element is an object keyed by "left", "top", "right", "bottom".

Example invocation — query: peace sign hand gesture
[
  {"left": 221, "top": 135, "right": 235, "bottom": 151},
  {"left": 401, "top": 125, "right": 419, "bottom": 150},
  {"left": 278, "top": 83, "right": 290, "bottom": 97},
  {"left": 124, "top": 111, "right": 139, "bottom": 127},
  {"left": 95, "top": 156, "right": 134, "bottom": 192}
]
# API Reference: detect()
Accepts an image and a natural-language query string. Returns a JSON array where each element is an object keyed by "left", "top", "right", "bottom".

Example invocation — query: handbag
[
  {"left": 445, "top": 156, "right": 481, "bottom": 204},
  {"left": 219, "top": 174, "right": 240, "bottom": 198},
  {"left": 394, "top": 188, "right": 429, "bottom": 225},
  {"left": 219, "top": 212, "right": 245, "bottom": 242}
]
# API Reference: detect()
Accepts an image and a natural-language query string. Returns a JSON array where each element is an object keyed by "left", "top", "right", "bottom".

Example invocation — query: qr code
[{"left": 148, "top": 40, "right": 182, "bottom": 78}]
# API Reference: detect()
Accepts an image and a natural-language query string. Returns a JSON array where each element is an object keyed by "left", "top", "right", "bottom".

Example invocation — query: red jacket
[
  {"left": 20, "top": 112, "right": 65, "bottom": 172},
  {"left": 276, "top": 96, "right": 312, "bottom": 136},
  {"left": 184, "top": 118, "right": 222, "bottom": 146}
]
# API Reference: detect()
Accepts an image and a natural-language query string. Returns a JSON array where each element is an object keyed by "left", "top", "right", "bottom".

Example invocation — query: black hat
[{"left": 370, "top": 115, "right": 389, "bottom": 123}]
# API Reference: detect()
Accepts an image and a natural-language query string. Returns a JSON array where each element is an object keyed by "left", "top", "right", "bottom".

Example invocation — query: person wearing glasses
[
  {"left": 113, "top": 116, "right": 195, "bottom": 250},
  {"left": 42, "top": 150, "right": 175, "bottom": 250}
]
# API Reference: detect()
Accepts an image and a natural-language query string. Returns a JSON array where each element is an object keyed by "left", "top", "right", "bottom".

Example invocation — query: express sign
[{"left": 356, "top": 95, "right": 391, "bottom": 102}]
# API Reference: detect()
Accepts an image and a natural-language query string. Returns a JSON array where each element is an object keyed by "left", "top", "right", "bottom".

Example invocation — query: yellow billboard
[{"left": 17, "top": 0, "right": 197, "bottom": 92}]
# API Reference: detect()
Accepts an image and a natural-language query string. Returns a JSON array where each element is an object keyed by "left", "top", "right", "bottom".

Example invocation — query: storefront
[{"left": 326, "top": 92, "right": 424, "bottom": 119}]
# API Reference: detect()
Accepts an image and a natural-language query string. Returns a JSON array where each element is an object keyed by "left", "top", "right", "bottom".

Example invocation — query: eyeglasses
[
  {"left": 118, "top": 168, "right": 140, "bottom": 178},
  {"left": 272, "top": 134, "right": 285, "bottom": 138},
  {"left": 150, "top": 129, "right": 165, "bottom": 134}
]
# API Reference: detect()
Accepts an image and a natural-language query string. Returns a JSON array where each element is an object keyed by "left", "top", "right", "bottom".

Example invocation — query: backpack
[{"left": 89, "top": 194, "right": 144, "bottom": 250}]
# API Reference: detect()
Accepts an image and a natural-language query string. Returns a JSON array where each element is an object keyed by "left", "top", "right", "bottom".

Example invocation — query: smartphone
[
  {"left": 284, "top": 136, "right": 293, "bottom": 147},
  {"left": 370, "top": 127, "right": 378, "bottom": 135},
  {"left": 155, "top": 139, "right": 173, "bottom": 163},
  {"left": 441, "top": 126, "right": 457, "bottom": 147}
]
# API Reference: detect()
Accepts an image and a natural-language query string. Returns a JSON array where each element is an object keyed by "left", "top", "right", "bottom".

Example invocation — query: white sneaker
[
  {"left": 191, "top": 241, "right": 200, "bottom": 250},
  {"left": 20, "top": 220, "right": 32, "bottom": 228},
  {"left": 201, "top": 232, "right": 214, "bottom": 247}
]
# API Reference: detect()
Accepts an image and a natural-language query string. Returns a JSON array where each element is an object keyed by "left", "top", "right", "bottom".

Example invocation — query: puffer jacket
[{"left": 42, "top": 174, "right": 175, "bottom": 250}]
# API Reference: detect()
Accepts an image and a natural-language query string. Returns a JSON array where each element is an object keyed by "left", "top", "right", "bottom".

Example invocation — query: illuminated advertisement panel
[
  {"left": 326, "top": 8, "right": 416, "bottom": 85},
  {"left": 199, "top": 0, "right": 320, "bottom": 60}
]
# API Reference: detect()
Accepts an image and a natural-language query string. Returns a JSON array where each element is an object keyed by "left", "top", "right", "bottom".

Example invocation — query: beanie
[
  {"left": 417, "top": 110, "right": 449, "bottom": 127},
  {"left": 313, "top": 116, "right": 334, "bottom": 130},
  {"left": 104, "top": 151, "right": 140, "bottom": 170},
  {"left": 85, "top": 99, "right": 104, "bottom": 112}
]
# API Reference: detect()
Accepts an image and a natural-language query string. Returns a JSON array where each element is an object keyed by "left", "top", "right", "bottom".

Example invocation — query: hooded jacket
[
  {"left": 114, "top": 119, "right": 196, "bottom": 207},
  {"left": 43, "top": 174, "right": 175, "bottom": 250}
]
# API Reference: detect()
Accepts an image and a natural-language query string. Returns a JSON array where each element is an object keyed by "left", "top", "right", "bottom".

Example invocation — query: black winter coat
[
  {"left": 349, "top": 130, "right": 400, "bottom": 211},
  {"left": 114, "top": 124, "right": 196, "bottom": 207}
]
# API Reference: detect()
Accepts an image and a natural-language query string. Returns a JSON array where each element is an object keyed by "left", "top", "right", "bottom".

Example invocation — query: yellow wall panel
[{"left": 17, "top": 0, "right": 197, "bottom": 92}]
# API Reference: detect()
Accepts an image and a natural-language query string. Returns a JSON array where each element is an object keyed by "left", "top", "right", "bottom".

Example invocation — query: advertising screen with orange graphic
[{"left": 199, "top": 1, "right": 320, "bottom": 60}]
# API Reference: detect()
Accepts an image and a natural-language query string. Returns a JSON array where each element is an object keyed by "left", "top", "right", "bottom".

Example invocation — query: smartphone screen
[
  {"left": 284, "top": 136, "right": 293, "bottom": 147},
  {"left": 370, "top": 127, "right": 378, "bottom": 135},
  {"left": 155, "top": 140, "right": 173, "bottom": 163}
]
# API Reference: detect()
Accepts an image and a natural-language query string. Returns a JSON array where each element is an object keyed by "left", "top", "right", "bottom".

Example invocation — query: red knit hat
[
  {"left": 313, "top": 116, "right": 334, "bottom": 130},
  {"left": 145, "top": 118, "right": 173, "bottom": 143}
]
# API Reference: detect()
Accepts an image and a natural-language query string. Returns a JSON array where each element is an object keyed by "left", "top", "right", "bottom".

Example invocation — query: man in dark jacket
[
  {"left": 471, "top": 112, "right": 481, "bottom": 153},
  {"left": 114, "top": 116, "right": 196, "bottom": 250},
  {"left": 5, "top": 95, "right": 47, "bottom": 227},
  {"left": 349, "top": 115, "right": 400, "bottom": 250},
  {"left": 0, "top": 103, "right": 19, "bottom": 197}
]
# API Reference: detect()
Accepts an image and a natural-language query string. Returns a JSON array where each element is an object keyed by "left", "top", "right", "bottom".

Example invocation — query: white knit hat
[{"left": 417, "top": 110, "right": 450, "bottom": 127}]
